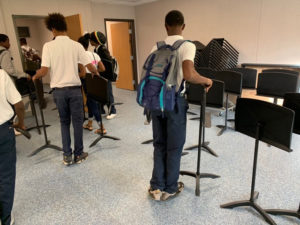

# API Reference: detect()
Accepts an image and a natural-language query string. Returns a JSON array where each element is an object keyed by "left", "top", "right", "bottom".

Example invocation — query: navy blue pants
[
  {"left": 53, "top": 87, "right": 84, "bottom": 157},
  {"left": 81, "top": 77, "right": 102, "bottom": 123},
  {"left": 0, "top": 122, "right": 16, "bottom": 225},
  {"left": 150, "top": 96, "right": 188, "bottom": 193},
  {"left": 107, "top": 81, "right": 116, "bottom": 114}
]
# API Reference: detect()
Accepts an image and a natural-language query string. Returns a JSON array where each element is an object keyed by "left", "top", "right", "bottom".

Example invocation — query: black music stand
[
  {"left": 29, "top": 80, "right": 62, "bottom": 157},
  {"left": 215, "top": 71, "right": 242, "bottom": 136},
  {"left": 264, "top": 93, "right": 300, "bottom": 220},
  {"left": 180, "top": 85, "right": 220, "bottom": 196},
  {"left": 14, "top": 78, "right": 49, "bottom": 135},
  {"left": 85, "top": 74, "right": 120, "bottom": 148},
  {"left": 220, "top": 98, "right": 295, "bottom": 225},
  {"left": 184, "top": 80, "right": 225, "bottom": 157}
]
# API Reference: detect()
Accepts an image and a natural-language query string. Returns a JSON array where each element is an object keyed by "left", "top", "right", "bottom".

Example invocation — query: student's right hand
[{"left": 204, "top": 78, "right": 213, "bottom": 92}]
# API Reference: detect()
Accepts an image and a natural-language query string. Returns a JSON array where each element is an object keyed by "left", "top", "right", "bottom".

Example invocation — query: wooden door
[
  {"left": 110, "top": 22, "right": 134, "bottom": 90},
  {"left": 65, "top": 14, "right": 83, "bottom": 41}
]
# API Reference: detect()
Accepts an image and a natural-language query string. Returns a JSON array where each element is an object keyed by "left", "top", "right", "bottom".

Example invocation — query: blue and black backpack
[{"left": 137, "top": 40, "right": 187, "bottom": 112}]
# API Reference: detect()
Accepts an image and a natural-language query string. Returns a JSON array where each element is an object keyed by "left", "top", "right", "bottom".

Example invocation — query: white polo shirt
[
  {"left": 0, "top": 69, "right": 22, "bottom": 125},
  {"left": 41, "top": 36, "right": 90, "bottom": 88},
  {"left": 151, "top": 35, "right": 196, "bottom": 92}
]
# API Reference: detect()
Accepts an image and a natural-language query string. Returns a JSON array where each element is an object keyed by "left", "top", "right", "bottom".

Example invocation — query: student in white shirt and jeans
[
  {"left": 0, "top": 69, "right": 26, "bottom": 225},
  {"left": 32, "top": 13, "right": 99, "bottom": 166}
]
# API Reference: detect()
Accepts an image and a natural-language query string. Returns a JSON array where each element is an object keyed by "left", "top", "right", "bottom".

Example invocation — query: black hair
[
  {"left": 78, "top": 36, "right": 89, "bottom": 50},
  {"left": 90, "top": 31, "right": 106, "bottom": 45},
  {"left": 0, "top": 34, "right": 8, "bottom": 43},
  {"left": 45, "top": 13, "right": 67, "bottom": 32},
  {"left": 20, "top": 38, "right": 27, "bottom": 45},
  {"left": 165, "top": 10, "right": 184, "bottom": 27}
]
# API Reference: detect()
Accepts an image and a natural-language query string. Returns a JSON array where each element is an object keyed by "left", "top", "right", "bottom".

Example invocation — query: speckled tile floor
[{"left": 12, "top": 86, "right": 300, "bottom": 225}]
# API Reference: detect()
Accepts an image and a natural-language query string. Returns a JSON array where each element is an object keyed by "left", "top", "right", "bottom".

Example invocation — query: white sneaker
[
  {"left": 106, "top": 114, "right": 117, "bottom": 120},
  {"left": 148, "top": 188, "right": 162, "bottom": 201},
  {"left": 10, "top": 213, "right": 15, "bottom": 225}
]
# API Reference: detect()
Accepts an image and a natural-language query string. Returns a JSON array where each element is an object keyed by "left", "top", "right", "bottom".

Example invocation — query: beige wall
[
  {"left": 0, "top": 0, "right": 136, "bottom": 73},
  {"left": 135, "top": 0, "right": 300, "bottom": 77}
]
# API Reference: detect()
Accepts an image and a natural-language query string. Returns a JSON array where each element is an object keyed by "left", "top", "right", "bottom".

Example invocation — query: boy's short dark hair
[
  {"left": 20, "top": 38, "right": 27, "bottom": 45},
  {"left": 0, "top": 34, "right": 8, "bottom": 43},
  {"left": 165, "top": 10, "right": 184, "bottom": 27},
  {"left": 78, "top": 36, "right": 89, "bottom": 50},
  {"left": 45, "top": 13, "right": 67, "bottom": 32}
]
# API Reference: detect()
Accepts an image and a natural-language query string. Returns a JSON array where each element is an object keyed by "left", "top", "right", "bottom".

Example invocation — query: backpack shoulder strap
[
  {"left": 156, "top": 41, "right": 167, "bottom": 49},
  {"left": 172, "top": 39, "right": 189, "bottom": 50}
]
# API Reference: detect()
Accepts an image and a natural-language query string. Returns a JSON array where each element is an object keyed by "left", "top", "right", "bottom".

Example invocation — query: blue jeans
[
  {"left": 0, "top": 122, "right": 16, "bottom": 225},
  {"left": 53, "top": 87, "right": 84, "bottom": 157},
  {"left": 87, "top": 97, "right": 101, "bottom": 123},
  {"left": 150, "top": 96, "right": 188, "bottom": 193},
  {"left": 80, "top": 77, "right": 102, "bottom": 123},
  {"left": 107, "top": 81, "right": 116, "bottom": 114}
]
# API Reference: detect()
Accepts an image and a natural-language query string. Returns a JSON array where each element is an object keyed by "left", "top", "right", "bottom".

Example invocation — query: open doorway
[
  {"left": 12, "top": 14, "right": 83, "bottom": 84},
  {"left": 105, "top": 19, "right": 138, "bottom": 91},
  {"left": 12, "top": 15, "right": 52, "bottom": 83}
]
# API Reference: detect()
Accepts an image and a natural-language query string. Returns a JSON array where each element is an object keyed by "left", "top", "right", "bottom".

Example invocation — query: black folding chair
[
  {"left": 264, "top": 93, "right": 300, "bottom": 220},
  {"left": 85, "top": 74, "right": 121, "bottom": 148},
  {"left": 257, "top": 72, "right": 299, "bottom": 104},
  {"left": 220, "top": 98, "right": 295, "bottom": 225},
  {"left": 229, "top": 67, "right": 257, "bottom": 89},
  {"left": 215, "top": 71, "right": 242, "bottom": 136},
  {"left": 262, "top": 69, "right": 300, "bottom": 93}
]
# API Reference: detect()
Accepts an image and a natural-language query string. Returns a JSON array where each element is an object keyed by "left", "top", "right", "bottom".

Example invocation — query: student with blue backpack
[{"left": 137, "top": 10, "right": 213, "bottom": 201}]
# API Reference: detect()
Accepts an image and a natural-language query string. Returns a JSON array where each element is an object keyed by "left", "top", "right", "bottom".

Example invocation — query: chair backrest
[
  {"left": 262, "top": 69, "right": 299, "bottom": 76},
  {"left": 235, "top": 98, "right": 294, "bottom": 151},
  {"left": 85, "top": 74, "right": 109, "bottom": 104},
  {"left": 229, "top": 68, "right": 257, "bottom": 89},
  {"left": 283, "top": 93, "right": 300, "bottom": 135},
  {"left": 186, "top": 79, "right": 224, "bottom": 108},
  {"left": 257, "top": 72, "right": 299, "bottom": 98},
  {"left": 196, "top": 67, "right": 215, "bottom": 79},
  {"left": 215, "top": 70, "right": 243, "bottom": 95}
]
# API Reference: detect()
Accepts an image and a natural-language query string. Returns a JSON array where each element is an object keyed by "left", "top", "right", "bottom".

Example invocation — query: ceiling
[{"left": 91, "top": 0, "right": 159, "bottom": 6}]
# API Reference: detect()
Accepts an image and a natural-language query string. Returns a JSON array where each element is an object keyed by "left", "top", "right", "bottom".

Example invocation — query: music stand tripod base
[
  {"left": 265, "top": 203, "right": 300, "bottom": 220},
  {"left": 141, "top": 139, "right": 153, "bottom": 144},
  {"left": 220, "top": 124, "right": 277, "bottom": 225},
  {"left": 28, "top": 81, "right": 62, "bottom": 157},
  {"left": 180, "top": 171, "right": 220, "bottom": 196},
  {"left": 184, "top": 142, "right": 218, "bottom": 157},
  {"left": 89, "top": 134, "right": 121, "bottom": 148}
]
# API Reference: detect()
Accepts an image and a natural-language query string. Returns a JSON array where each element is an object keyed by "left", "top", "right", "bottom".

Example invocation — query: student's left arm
[
  {"left": 78, "top": 63, "right": 86, "bottom": 78},
  {"left": 97, "top": 61, "right": 105, "bottom": 72},
  {"left": 32, "top": 67, "right": 49, "bottom": 81},
  {"left": 33, "top": 44, "right": 49, "bottom": 81}
]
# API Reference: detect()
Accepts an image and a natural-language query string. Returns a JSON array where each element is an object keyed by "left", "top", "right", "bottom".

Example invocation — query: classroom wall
[{"left": 135, "top": 0, "right": 300, "bottom": 76}]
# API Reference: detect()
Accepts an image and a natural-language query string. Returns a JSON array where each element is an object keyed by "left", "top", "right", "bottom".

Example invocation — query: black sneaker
[
  {"left": 161, "top": 182, "right": 184, "bottom": 201},
  {"left": 74, "top": 152, "right": 88, "bottom": 164},
  {"left": 63, "top": 155, "right": 73, "bottom": 166}
]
